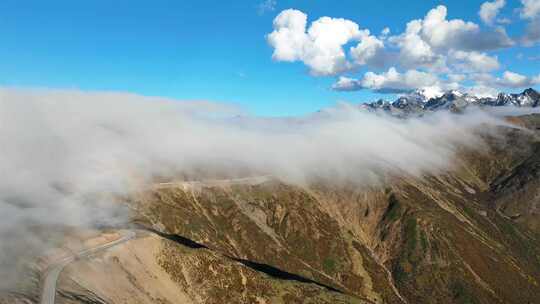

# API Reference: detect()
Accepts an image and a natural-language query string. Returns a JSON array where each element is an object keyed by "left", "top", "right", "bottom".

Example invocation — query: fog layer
[{"left": 0, "top": 88, "right": 521, "bottom": 288}]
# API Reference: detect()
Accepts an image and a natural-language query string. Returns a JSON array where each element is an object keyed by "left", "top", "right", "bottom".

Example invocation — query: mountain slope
[
  {"left": 108, "top": 113, "right": 540, "bottom": 304},
  {"left": 7, "top": 113, "right": 540, "bottom": 304}
]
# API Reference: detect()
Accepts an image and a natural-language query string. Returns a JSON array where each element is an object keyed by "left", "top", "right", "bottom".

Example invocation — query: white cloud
[
  {"left": 331, "top": 76, "right": 364, "bottom": 91},
  {"left": 388, "top": 5, "right": 511, "bottom": 71},
  {"left": 449, "top": 50, "right": 500, "bottom": 72},
  {"left": 332, "top": 67, "right": 448, "bottom": 93},
  {"left": 349, "top": 32, "right": 386, "bottom": 67},
  {"left": 304, "top": 16, "right": 365, "bottom": 74},
  {"left": 522, "top": 18, "right": 540, "bottom": 45},
  {"left": 268, "top": 9, "right": 364, "bottom": 75},
  {"left": 479, "top": 0, "right": 506, "bottom": 25},
  {"left": 419, "top": 5, "right": 513, "bottom": 51},
  {"left": 520, "top": 0, "right": 540, "bottom": 19},
  {"left": 421, "top": 5, "right": 478, "bottom": 48},
  {"left": 267, "top": 5, "right": 531, "bottom": 94},
  {"left": 497, "top": 71, "right": 540, "bottom": 87},
  {"left": 520, "top": 0, "right": 540, "bottom": 45},
  {"left": 267, "top": 9, "right": 309, "bottom": 62},
  {"left": 501, "top": 71, "right": 529, "bottom": 86},
  {"left": 267, "top": 9, "right": 387, "bottom": 75},
  {"left": 389, "top": 19, "right": 445, "bottom": 70},
  {"left": 473, "top": 70, "right": 540, "bottom": 88}
]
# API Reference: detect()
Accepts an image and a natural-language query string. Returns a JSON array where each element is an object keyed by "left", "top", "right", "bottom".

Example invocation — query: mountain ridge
[{"left": 361, "top": 88, "right": 540, "bottom": 115}]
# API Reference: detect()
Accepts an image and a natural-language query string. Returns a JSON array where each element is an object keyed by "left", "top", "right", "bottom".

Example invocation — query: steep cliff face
[{"left": 41, "top": 113, "right": 540, "bottom": 304}]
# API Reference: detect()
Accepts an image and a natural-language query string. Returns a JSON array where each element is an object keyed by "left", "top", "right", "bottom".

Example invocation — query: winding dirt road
[
  {"left": 40, "top": 230, "right": 136, "bottom": 304},
  {"left": 152, "top": 175, "right": 273, "bottom": 190}
]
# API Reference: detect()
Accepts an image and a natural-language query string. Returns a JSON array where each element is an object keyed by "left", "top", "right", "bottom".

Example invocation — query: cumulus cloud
[
  {"left": 267, "top": 9, "right": 358, "bottom": 75},
  {"left": 390, "top": 5, "right": 512, "bottom": 64},
  {"left": 421, "top": 6, "right": 478, "bottom": 48},
  {"left": 267, "top": 9, "right": 386, "bottom": 75},
  {"left": 266, "top": 5, "right": 540, "bottom": 95},
  {"left": 350, "top": 32, "right": 387, "bottom": 67},
  {"left": 479, "top": 0, "right": 506, "bottom": 25},
  {"left": 449, "top": 50, "right": 500, "bottom": 72},
  {"left": 389, "top": 19, "right": 445, "bottom": 70},
  {"left": 520, "top": 0, "right": 540, "bottom": 19},
  {"left": 496, "top": 71, "right": 540, "bottom": 87},
  {"left": 267, "top": 9, "right": 309, "bottom": 62},
  {"left": 332, "top": 67, "right": 451, "bottom": 93},
  {"left": 388, "top": 5, "right": 511, "bottom": 71},
  {"left": 519, "top": 0, "right": 540, "bottom": 45},
  {"left": 472, "top": 70, "right": 540, "bottom": 89},
  {"left": 421, "top": 5, "right": 513, "bottom": 51},
  {"left": 331, "top": 76, "right": 364, "bottom": 92}
]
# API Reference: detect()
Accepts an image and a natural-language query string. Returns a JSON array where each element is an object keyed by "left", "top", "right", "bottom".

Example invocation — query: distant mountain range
[{"left": 361, "top": 88, "right": 540, "bottom": 115}]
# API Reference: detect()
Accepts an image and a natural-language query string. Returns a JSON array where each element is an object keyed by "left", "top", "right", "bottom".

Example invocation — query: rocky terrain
[
  {"left": 3, "top": 112, "right": 540, "bottom": 304},
  {"left": 362, "top": 88, "right": 540, "bottom": 116}
]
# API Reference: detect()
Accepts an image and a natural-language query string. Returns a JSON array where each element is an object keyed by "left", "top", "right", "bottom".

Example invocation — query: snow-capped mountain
[{"left": 361, "top": 88, "right": 540, "bottom": 115}]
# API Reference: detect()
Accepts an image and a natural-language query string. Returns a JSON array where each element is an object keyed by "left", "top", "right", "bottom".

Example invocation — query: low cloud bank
[{"left": 0, "top": 88, "right": 526, "bottom": 287}]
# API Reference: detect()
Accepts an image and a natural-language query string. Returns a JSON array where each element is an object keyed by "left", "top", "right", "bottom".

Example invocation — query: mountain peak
[
  {"left": 361, "top": 88, "right": 540, "bottom": 115},
  {"left": 523, "top": 88, "right": 539, "bottom": 97},
  {"left": 409, "top": 87, "right": 445, "bottom": 101}
]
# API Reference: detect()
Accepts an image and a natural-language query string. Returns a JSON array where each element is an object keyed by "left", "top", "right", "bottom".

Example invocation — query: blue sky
[{"left": 0, "top": 0, "right": 539, "bottom": 116}]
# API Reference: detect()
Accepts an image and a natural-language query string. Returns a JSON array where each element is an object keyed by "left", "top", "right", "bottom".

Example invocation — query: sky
[{"left": 0, "top": 0, "right": 539, "bottom": 116}]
